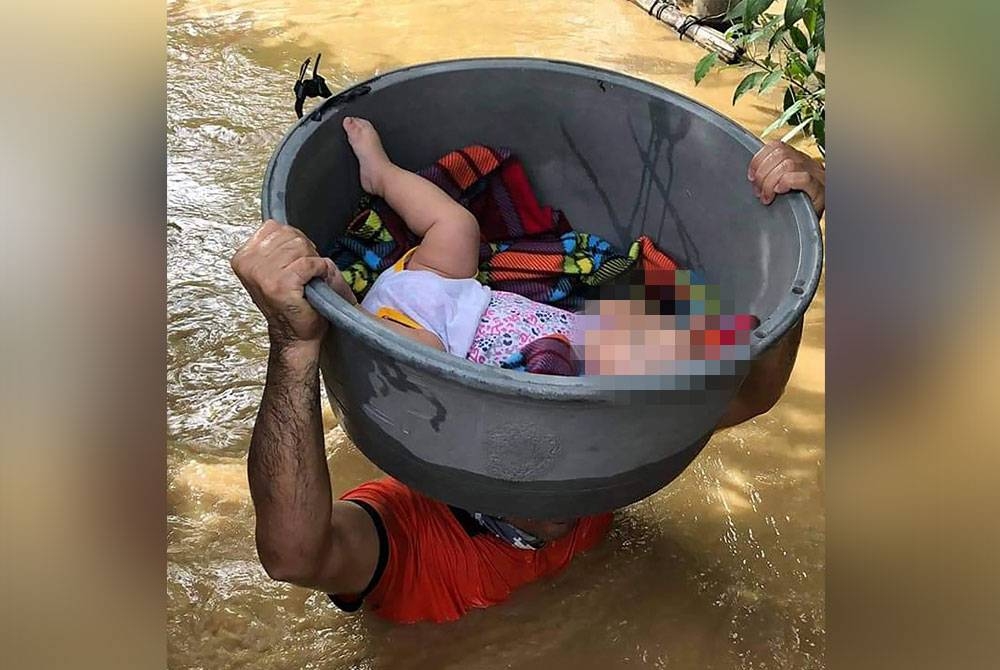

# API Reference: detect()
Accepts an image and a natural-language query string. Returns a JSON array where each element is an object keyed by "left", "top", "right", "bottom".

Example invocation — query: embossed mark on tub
[{"left": 484, "top": 423, "right": 561, "bottom": 480}]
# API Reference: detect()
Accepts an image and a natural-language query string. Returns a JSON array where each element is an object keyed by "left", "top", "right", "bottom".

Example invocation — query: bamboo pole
[{"left": 627, "top": 0, "right": 742, "bottom": 64}]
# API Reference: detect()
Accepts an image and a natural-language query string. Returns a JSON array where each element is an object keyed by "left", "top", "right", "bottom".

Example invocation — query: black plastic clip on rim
[{"left": 293, "top": 53, "right": 333, "bottom": 119}]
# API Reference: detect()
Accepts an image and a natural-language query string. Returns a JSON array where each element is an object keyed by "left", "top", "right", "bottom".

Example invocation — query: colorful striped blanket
[
  {"left": 330, "top": 145, "right": 678, "bottom": 311},
  {"left": 329, "top": 145, "right": 685, "bottom": 375}
]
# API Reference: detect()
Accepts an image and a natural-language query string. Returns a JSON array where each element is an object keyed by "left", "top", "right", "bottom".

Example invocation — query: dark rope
[
  {"left": 642, "top": 2, "right": 740, "bottom": 62},
  {"left": 677, "top": 14, "right": 711, "bottom": 40},
  {"left": 647, "top": 0, "right": 673, "bottom": 20},
  {"left": 644, "top": 2, "right": 726, "bottom": 41}
]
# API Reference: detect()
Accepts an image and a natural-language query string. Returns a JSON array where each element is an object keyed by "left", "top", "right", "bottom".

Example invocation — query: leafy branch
[{"left": 694, "top": 0, "right": 825, "bottom": 154}]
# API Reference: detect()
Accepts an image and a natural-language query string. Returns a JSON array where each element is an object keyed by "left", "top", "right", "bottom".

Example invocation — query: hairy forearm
[{"left": 248, "top": 340, "right": 333, "bottom": 577}]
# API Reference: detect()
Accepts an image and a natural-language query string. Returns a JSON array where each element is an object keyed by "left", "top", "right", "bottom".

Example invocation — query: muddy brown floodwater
[{"left": 167, "top": 1, "right": 825, "bottom": 667}]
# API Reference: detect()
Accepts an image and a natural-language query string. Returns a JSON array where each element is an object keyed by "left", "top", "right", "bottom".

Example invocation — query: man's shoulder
[{"left": 340, "top": 476, "right": 448, "bottom": 523}]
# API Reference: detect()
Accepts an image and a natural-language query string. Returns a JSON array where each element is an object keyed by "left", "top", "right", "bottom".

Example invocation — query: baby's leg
[{"left": 343, "top": 117, "right": 480, "bottom": 279}]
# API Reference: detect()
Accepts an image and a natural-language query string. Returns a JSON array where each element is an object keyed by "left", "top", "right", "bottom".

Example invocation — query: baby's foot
[{"left": 343, "top": 117, "right": 390, "bottom": 196}]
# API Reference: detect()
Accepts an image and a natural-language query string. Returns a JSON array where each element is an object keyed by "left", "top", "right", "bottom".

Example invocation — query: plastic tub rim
[{"left": 261, "top": 57, "right": 823, "bottom": 401}]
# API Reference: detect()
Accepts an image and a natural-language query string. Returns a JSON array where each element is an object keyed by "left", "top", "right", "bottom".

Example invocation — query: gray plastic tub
[{"left": 262, "top": 58, "right": 822, "bottom": 518}]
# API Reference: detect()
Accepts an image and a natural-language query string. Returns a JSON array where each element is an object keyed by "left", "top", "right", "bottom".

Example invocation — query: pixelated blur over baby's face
[
  {"left": 578, "top": 298, "right": 690, "bottom": 375},
  {"left": 576, "top": 298, "right": 751, "bottom": 376}
]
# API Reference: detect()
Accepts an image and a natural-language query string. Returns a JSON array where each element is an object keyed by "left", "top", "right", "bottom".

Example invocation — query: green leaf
[
  {"left": 733, "top": 70, "right": 768, "bottom": 104},
  {"left": 812, "top": 116, "right": 825, "bottom": 151},
  {"left": 807, "top": 46, "right": 819, "bottom": 71},
  {"left": 780, "top": 117, "right": 812, "bottom": 143},
  {"left": 694, "top": 52, "right": 719, "bottom": 85},
  {"left": 726, "top": 0, "right": 747, "bottom": 22},
  {"left": 758, "top": 69, "right": 783, "bottom": 94},
  {"left": 745, "top": 28, "right": 768, "bottom": 45},
  {"left": 814, "top": 71, "right": 825, "bottom": 85},
  {"left": 803, "top": 8, "right": 817, "bottom": 35},
  {"left": 762, "top": 98, "right": 807, "bottom": 137},
  {"left": 789, "top": 25, "right": 810, "bottom": 53},
  {"left": 814, "top": 12, "right": 825, "bottom": 50},
  {"left": 783, "top": 86, "right": 796, "bottom": 110},
  {"left": 783, "top": 87, "right": 804, "bottom": 125},
  {"left": 745, "top": 0, "right": 773, "bottom": 24},
  {"left": 768, "top": 26, "right": 788, "bottom": 50},
  {"left": 784, "top": 0, "right": 807, "bottom": 26},
  {"left": 787, "top": 54, "right": 812, "bottom": 79},
  {"left": 760, "top": 12, "right": 782, "bottom": 40}
]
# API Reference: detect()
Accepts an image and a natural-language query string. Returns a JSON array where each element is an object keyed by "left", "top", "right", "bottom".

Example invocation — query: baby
[{"left": 332, "top": 117, "right": 734, "bottom": 375}]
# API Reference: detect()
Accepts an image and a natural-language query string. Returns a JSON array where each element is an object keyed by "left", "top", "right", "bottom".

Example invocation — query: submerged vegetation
[{"left": 695, "top": 0, "right": 826, "bottom": 154}]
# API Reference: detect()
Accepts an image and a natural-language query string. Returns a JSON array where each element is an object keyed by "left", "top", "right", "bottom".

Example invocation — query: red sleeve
[
  {"left": 339, "top": 477, "right": 495, "bottom": 623},
  {"left": 334, "top": 477, "right": 474, "bottom": 622},
  {"left": 328, "top": 478, "right": 415, "bottom": 613},
  {"left": 333, "top": 477, "right": 613, "bottom": 624}
]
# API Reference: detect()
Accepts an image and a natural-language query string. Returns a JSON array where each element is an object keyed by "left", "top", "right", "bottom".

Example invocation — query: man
[{"left": 230, "top": 141, "right": 825, "bottom": 623}]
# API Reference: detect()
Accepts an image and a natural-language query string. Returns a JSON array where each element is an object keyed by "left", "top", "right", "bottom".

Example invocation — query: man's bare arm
[
  {"left": 233, "top": 220, "right": 379, "bottom": 594},
  {"left": 248, "top": 341, "right": 378, "bottom": 593}
]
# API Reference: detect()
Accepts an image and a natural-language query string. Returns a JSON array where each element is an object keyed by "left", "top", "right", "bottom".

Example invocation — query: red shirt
[{"left": 332, "top": 477, "right": 612, "bottom": 623}]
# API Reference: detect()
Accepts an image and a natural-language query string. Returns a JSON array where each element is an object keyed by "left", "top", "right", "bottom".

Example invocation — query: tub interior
[{"left": 279, "top": 64, "right": 818, "bottom": 331}]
